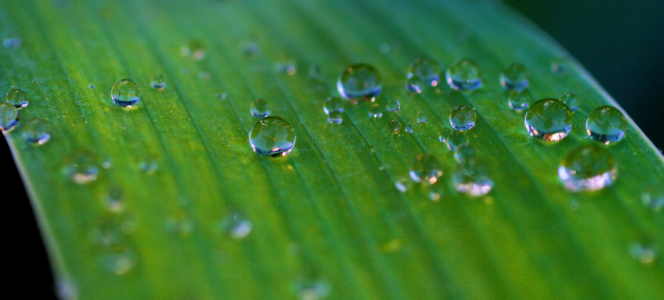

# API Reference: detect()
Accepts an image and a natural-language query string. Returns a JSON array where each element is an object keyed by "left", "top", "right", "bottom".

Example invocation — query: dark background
[{"left": 4, "top": 1, "right": 663, "bottom": 298}]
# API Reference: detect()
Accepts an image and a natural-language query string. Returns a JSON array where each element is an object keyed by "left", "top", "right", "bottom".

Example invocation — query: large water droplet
[
  {"left": 250, "top": 98, "right": 270, "bottom": 118},
  {"left": 560, "top": 92, "right": 580, "bottom": 112},
  {"left": 219, "top": 212, "right": 253, "bottom": 239},
  {"left": 386, "top": 99, "right": 400, "bottom": 113},
  {"left": 3, "top": 37, "right": 21, "bottom": 49},
  {"left": 453, "top": 157, "right": 493, "bottom": 196},
  {"left": 181, "top": 39, "right": 205, "bottom": 60},
  {"left": 249, "top": 116, "right": 296, "bottom": 156},
  {"left": 508, "top": 89, "right": 533, "bottom": 111},
  {"left": 101, "top": 251, "right": 137, "bottom": 275},
  {"left": 629, "top": 241, "right": 658, "bottom": 264},
  {"left": 558, "top": 144, "right": 617, "bottom": 192},
  {"left": 6, "top": 89, "right": 29, "bottom": 108},
  {"left": 407, "top": 56, "right": 440, "bottom": 86},
  {"left": 22, "top": 118, "right": 51, "bottom": 145},
  {"left": 323, "top": 96, "right": 344, "bottom": 115},
  {"left": 585, "top": 106, "right": 627, "bottom": 144},
  {"left": 337, "top": 63, "right": 382, "bottom": 101},
  {"left": 499, "top": 63, "right": 529, "bottom": 91},
  {"left": 63, "top": 151, "right": 99, "bottom": 184},
  {"left": 409, "top": 154, "right": 443, "bottom": 184},
  {"left": 327, "top": 111, "right": 343, "bottom": 124},
  {"left": 439, "top": 128, "right": 469, "bottom": 151},
  {"left": 405, "top": 75, "right": 424, "bottom": 93},
  {"left": 449, "top": 105, "right": 477, "bottom": 131},
  {"left": 295, "top": 278, "right": 331, "bottom": 300},
  {"left": 642, "top": 187, "right": 664, "bottom": 212},
  {"left": 388, "top": 119, "right": 401, "bottom": 134},
  {"left": 369, "top": 104, "right": 383, "bottom": 118},
  {"left": 524, "top": 99, "right": 573, "bottom": 142},
  {"left": 151, "top": 74, "right": 166, "bottom": 90},
  {"left": 446, "top": 58, "right": 482, "bottom": 91},
  {"left": 417, "top": 113, "right": 426, "bottom": 124},
  {"left": 111, "top": 79, "right": 141, "bottom": 107},
  {"left": 0, "top": 103, "right": 19, "bottom": 132}
]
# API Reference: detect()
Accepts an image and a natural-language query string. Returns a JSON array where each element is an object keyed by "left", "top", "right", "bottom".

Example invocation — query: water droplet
[
  {"left": 22, "top": 118, "right": 51, "bottom": 145},
  {"left": 417, "top": 113, "right": 426, "bottom": 124},
  {"left": 242, "top": 42, "right": 259, "bottom": 57},
  {"left": 379, "top": 42, "right": 391, "bottom": 53},
  {"left": 111, "top": 79, "right": 141, "bottom": 107},
  {"left": 405, "top": 125, "right": 413, "bottom": 133},
  {"left": 439, "top": 128, "right": 469, "bottom": 151},
  {"left": 89, "top": 84, "right": 95, "bottom": 89},
  {"left": 388, "top": 119, "right": 401, "bottom": 134},
  {"left": 276, "top": 62, "right": 297, "bottom": 75},
  {"left": 449, "top": 105, "right": 477, "bottom": 131},
  {"left": 524, "top": 99, "right": 573, "bottom": 142},
  {"left": 219, "top": 212, "right": 253, "bottom": 239},
  {"left": 386, "top": 99, "right": 400, "bottom": 113},
  {"left": 500, "top": 63, "right": 529, "bottom": 91},
  {"left": 104, "top": 187, "right": 125, "bottom": 213},
  {"left": 250, "top": 98, "right": 270, "bottom": 118},
  {"left": 6, "top": 88, "right": 29, "bottom": 108},
  {"left": 629, "top": 241, "right": 658, "bottom": 264},
  {"left": 325, "top": 111, "right": 342, "bottom": 124},
  {"left": 369, "top": 104, "right": 383, "bottom": 118},
  {"left": 215, "top": 89, "right": 227, "bottom": 99},
  {"left": 249, "top": 116, "right": 296, "bottom": 156},
  {"left": 295, "top": 279, "right": 331, "bottom": 300},
  {"left": 63, "top": 151, "right": 99, "bottom": 184},
  {"left": 337, "top": 63, "right": 382, "bottom": 101},
  {"left": 101, "top": 251, "right": 137, "bottom": 275},
  {"left": 642, "top": 187, "right": 664, "bottom": 212},
  {"left": 405, "top": 75, "right": 424, "bottom": 93},
  {"left": 446, "top": 58, "right": 482, "bottom": 91},
  {"left": 3, "top": 37, "right": 21, "bottom": 49},
  {"left": 409, "top": 154, "right": 443, "bottom": 184},
  {"left": 181, "top": 39, "right": 205, "bottom": 60},
  {"left": 551, "top": 59, "right": 570, "bottom": 75},
  {"left": 394, "top": 177, "right": 412, "bottom": 192},
  {"left": 585, "top": 106, "right": 627, "bottom": 144},
  {"left": 408, "top": 56, "right": 440, "bottom": 86},
  {"left": 560, "top": 92, "right": 580, "bottom": 112},
  {"left": 454, "top": 145, "right": 476, "bottom": 162},
  {"left": 323, "top": 97, "right": 344, "bottom": 115},
  {"left": 508, "top": 89, "right": 533, "bottom": 111},
  {"left": 89, "top": 220, "right": 124, "bottom": 247},
  {"left": 55, "top": 278, "right": 79, "bottom": 300},
  {"left": 151, "top": 74, "right": 166, "bottom": 90},
  {"left": 165, "top": 214, "right": 195, "bottom": 237},
  {"left": 558, "top": 144, "right": 617, "bottom": 192},
  {"left": 139, "top": 159, "right": 158, "bottom": 174},
  {"left": 429, "top": 182, "right": 445, "bottom": 201},
  {"left": 0, "top": 103, "right": 19, "bottom": 132},
  {"left": 453, "top": 157, "right": 493, "bottom": 196}
]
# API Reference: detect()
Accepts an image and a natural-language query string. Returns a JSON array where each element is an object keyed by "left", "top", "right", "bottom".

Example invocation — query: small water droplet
[
  {"left": 560, "top": 92, "right": 580, "bottom": 112},
  {"left": 439, "top": 128, "right": 469, "bottom": 151},
  {"left": 642, "top": 187, "right": 664, "bottom": 212},
  {"left": 327, "top": 111, "right": 343, "bottom": 124},
  {"left": 446, "top": 58, "right": 482, "bottom": 91},
  {"left": 242, "top": 42, "right": 259, "bottom": 57},
  {"left": 111, "top": 79, "right": 141, "bottom": 107},
  {"left": 250, "top": 98, "right": 270, "bottom": 118},
  {"left": 89, "top": 84, "right": 95, "bottom": 89},
  {"left": 409, "top": 154, "right": 443, "bottom": 184},
  {"left": 151, "top": 74, "right": 166, "bottom": 90},
  {"left": 551, "top": 59, "right": 570, "bottom": 75},
  {"left": 558, "top": 144, "right": 617, "bottom": 192},
  {"left": 164, "top": 212, "right": 195, "bottom": 237},
  {"left": 453, "top": 157, "right": 493, "bottom": 196},
  {"left": 337, "top": 63, "right": 382, "bottom": 102},
  {"left": 249, "top": 116, "right": 296, "bottom": 156},
  {"left": 0, "top": 103, "right": 19, "bottom": 132},
  {"left": 379, "top": 42, "right": 391, "bottom": 53},
  {"left": 218, "top": 211, "right": 253, "bottom": 239},
  {"left": 405, "top": 75, "right": 424, "bottom": 93},
  {"left": 22, "top": 118, "right": 51, "bottom": 145},
  {"left": 408, "top": 56, "right": 440, "bottom": 86},
  {"left": 405, "top": 125, "right": 413, "bottom": 133},
  {"left": 55, "top": 278, "right": 79, "bottom": 300},
  {"left": 101, "top": 251, "right": 137, "bottom": 275},
  {"left": 508, "top": 89, "right": 533, "bottom": 111},
  {"left": 449, "top": 105, "right": 476, "bottom": 131},
  {"left": 63, "top": 151, "right": 99, "bottom": 184},
  {"left": 586, "top": 106, "right": 627, "bottom": 144},
  {"left": 417, "top": 113, "right": 426, "bottom": 124},
  {"left": 276, "top": 61, "right": 297, "bottom": 75},
  {"left": 295, "top": 278, "right": 331, "bottom": 300},
  {"left": 388, "top": 119, "right": 401, "bottom": 134},
  {"left": 394, "top": 177, "right": 412, "bottom": 192},
  {"left": 215, "top": 89, "right": 227, "bottom": 99},
  {"left": 369, "top": 104, "right": 383, "bottom": 118},
  {"left": 429, "top": 182, "right": 445, "bottom": 201},
  {"left": 104, "top": 187, "right": 125, "bottom": 213},
  {"left": 454, "top": 145, "right": 476, "bottom": 163},
  {"left": 386, "top": 99, "right": 400, "bottom": 113},
  {"left": 524, "top": 99, "right": 573, "bottom": 142},
  {"left": 323, "top": 96, "right": 344, "bottom": 115},
  {"left": 181, "top": 39, "right": 205, "bottom": 60},
  {"left": 3, "top": 37, "right": 21, "bottom": 49},
  {"left": 629, "top": 241, "right": 658, "bottom": 264},
  {"left": 500, "top": 63, "right": 529, "bottom": 91},
  {"left": 6, "top": 88, "right": 29, "bottom": 108}
]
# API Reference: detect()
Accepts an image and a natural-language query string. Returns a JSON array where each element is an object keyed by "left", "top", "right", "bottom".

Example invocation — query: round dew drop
[
  {"left": 337, "top": 63, "right": 382, "bottom": 102},
  {"left": 182, "top": 39, "right": 205, "bottom": 60},
  {"left": 151, "top": 74, "right": 166, "bottom": 90},
  {"left": 323, "top": 96, "right": 344, "bottom": 115},
  {"left": 6, "top": 89, "right": 29, "bottom": 108},
  {"left": 388, "top": 119, "right": 401, "bottom": 134},
  {"left": 0, "top": 103, "right": 19, "bottom": 131},
  {"left": 508, "top": 89, "right": 533, "bottom": 111},
  {"left": 558, "top": 144, "right": 617, "bottom": 192},
  {"left": 22, "top": 118, "right": 51, "bottom": 145},
  {"left": 417, "top": 113, "right": 426, "bottom": 124},
  {"left": 407, "top": 56, "right": 441, "bottom": 86},
  {"left": 386, "top": 99, "right": 400, "bottom": 113},
  {"left": 63, "top": 151, "right": 99, "bottom": 184},
  {"left": 585, "top": 106, "right": 627, "bottom": 144},
  {"left": 524, "top": 99, "right": 573, "bottom": 142},
  {"left": 405, "top": 125, "right": 413, "bottom": 133},
  {"left": 369, "top": 104, "right": 383, "bottom": 118},
  {"left": 219, "top": 212, "right": 253, "bottom": 239},
  {"left": 446, "top": 58, "right": 482, "bottom": 91},
  {"left": 111, "top": 79, "right": 141, "bottom": 107},
  {"left": 449, "top": 105, "right": 476, "bottom": 131},
  {"left": 249, "top": 116, "right": 296, "bottom": 157},
  {"left": 409, "top": 154, "right": 443, "bottom": 184},
  {"left": 327, "top": 111, "right": 343, "bottom": 124},
  {"left": 250, "top": 98, "right": 270, "bottom": 118},
  {"left": 560, "top": 92, "right": 580, "bottom": 112},
  {"left": 500, "top": 63, "right": 529, "bottom": 91}
]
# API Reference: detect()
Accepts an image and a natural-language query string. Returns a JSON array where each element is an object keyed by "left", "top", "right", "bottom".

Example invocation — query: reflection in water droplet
[
  {"left": 409, "top": 154, "right": 443, "bottom": 184},
  {"left": 369, "top": 104, "right": 382, "bottom": 118},
  {"left": 337, "top": 63, "right": 382, "bottom": 101},
  {"left": 181, "top": 39, "right": 205, "bottom": 60},
  {"left": 586, "top": 106, "right": 627, "bottom": 144},
  {"left": 22, "top": 118, "right": 51, "bottom": 145},
  {"left": 3, "top": 37, "right": 21, "bottom": 49},
  {"left": 6, "top": 88, "right": 29, "bottom": 108},
  {"left": 63, "top": 151, "right": 99, "bottom": 184},
  {"left": 439, "top": 128, "right": 469, "bottom": 151},
  {"left": 327, "top": 111, "right": 343, "bottom": 124},
  {"left": 276, "top": 62, "right": 297, "bottom": 75},
  {"left": 405, "top": 125, "right": 413, "bottom": 133},
  {"left": 101, "top": 251, "right": 137, "bottom": 275},
  {"left": 629, "top": 241, "right": 658, "bottom": 264},
  {"left": 219, "top": 212, "right": 253, "bottom": 239},
  {"left": 394, "top": 177, "right": 412, "bottom": 192},
  {"left": 524, "top": 99, "right": 573, "bottom": 142},
  {"left": 386, "top": 99, "right": 400, "bottom": 113},
  {"left": 560, "top": 92, "right": 580, "bottom": 112},
  {"left": 446, "top": 58, "right": 482, "bottom": 91},
  {"left": 295, "top": 278, "right": 331, "bottom": 300},
  {"left": 449, "top": 105, "right": 476, "bottom": 131},
  {"left": 499, "top": 63, "right": 529, "bottom": 91},
  {"left": 454, "top": 145, "right": 476, "bottom": 163},
  {"left": 408, "top": 56, "right": 440, "bottom": 86},
  {"left": 55, "top": 278, "right": 79, "bottom": 300},
  {"left": 508, "top": 89, "right": 533, "bottom": 111},
  {"left": 151, "top": 74, "right": 166, "bottom": 90},
  {"left": 250, "top": 98, "right": 270, "bottom": 118},
  {"left": 558, "top": 144, "right": 617, "bottom": 192},
  {"left": 249, "top": 116, "right": 296, "bottom": 156},
  {"left": 388, "top": 119, "right": 401, "bottom": 134},
  {"left": 323, "top": 97, "right": 344, "bottom": 115},
  {"left": 405, "top": 75, "right": 424, "bottom": 93},
  {"left": 0, "top": 103, "right": 18, "bottom": 132},
  {"left": 453, "top": 157, "right": 493, "bottom": 197},
  {"left": 417, "top": 113, "right": 426, "bottom": 124},
  {"left": 111, "top": 79, "right": 141, "bottom": 107},
  {"left": 642, "top": 187, "right": 664, "bottom": 212}
]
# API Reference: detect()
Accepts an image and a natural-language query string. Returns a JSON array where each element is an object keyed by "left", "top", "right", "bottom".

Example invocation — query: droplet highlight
[
  {"left": 111, "top": 79, "right": 141, "bottom": 107},
  {"left": 249, "top": 116, "right": 296, "bottom": 156},
  {"left": 446, "top": 58, "right": 482, "bottom": 91},
  {"left": 101, "top": 251, "right": 137, "bottom": 275},
  {"left": 337, "top": 63, "right": 382, "bottom": 101},
  {"left": 558, "top": 144, "right": 617, "bottom": 192},
  {"left": 524, "top": 99, "right": 573, "bottom": 142},
  {"left": 449, "top": 105, "right": 476, "bottom": 131},
  {"left": 218, "top": 212, "right": 253, "bottom": 239},
  {"left": 586, "top": 106, "right": 627, "bottom": 144},
  {"left": 327, "top": 111, "right": 343, "bottom": 124},
  {"left": 405, "top": 75, "right": 424, "bottom": 93},
  {"left": 369, "top": 104, "right": 382, "bottom": 118},
  {"left": 386, "top": 99, "right": 400, "bottom": 113}
]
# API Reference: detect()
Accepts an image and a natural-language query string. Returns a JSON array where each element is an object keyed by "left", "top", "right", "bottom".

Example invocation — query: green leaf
[{"left": 2, "top": 0, "right": 663, "bottom": 299}]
